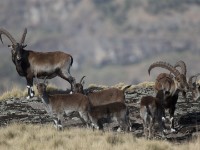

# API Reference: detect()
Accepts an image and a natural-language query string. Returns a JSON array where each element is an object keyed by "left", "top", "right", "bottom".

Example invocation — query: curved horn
[
  {"left": 188, "top": 73, "right": 200, "bottom": 88},
  {"left": 0, "top": 28, "right": 17, "bottom": 45},
  {"left": 79, "top": 76, "right": 86, "bottom": 84},
  {"left": 20, "top": 28, "right": 27, "bottom": 45},
  {"left": 174, "top": 60, "right": 187, "bottom": 76},
  {"left": 148, "top": 61, "right": 180, "bottom": 77}
]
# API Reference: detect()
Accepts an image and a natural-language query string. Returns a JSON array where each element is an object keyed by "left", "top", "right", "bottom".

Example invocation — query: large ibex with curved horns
[
  {"left": 148, "top": 61, "right": 189, "bottom": 132},
  {"left": 149, "top": 61, "right": 189, "bottom": 95},
  {"left": 0, "top": 28, "right": 75, "bottom": 99},
  {"left": 188, "top": 73, "right": 200, "bottom": 101}
]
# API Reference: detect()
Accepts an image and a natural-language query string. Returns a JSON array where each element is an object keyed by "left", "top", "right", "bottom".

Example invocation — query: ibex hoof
[
  {"left": 117, "top": 127, "right": 122, "bottom": 132},
  {"left": 170, "top": 128, "right": 176, "bottom": 133},
  {"left": 57, "top": 124, "right": 63, "bottom": 131},
  {"left": 26, "top": 95, "right": 34, "bottom": 99},
  {"left": 162, "top": 117, "right": 166, "bottom": 122},
  {"left": 163, "top": 129, "right": 168, "bottom": 133}
]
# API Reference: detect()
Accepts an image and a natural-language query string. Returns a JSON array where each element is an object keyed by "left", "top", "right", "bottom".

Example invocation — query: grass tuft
[
  {"left": 0, "top": 83, "right": 59, "bottom": 101},
  {"left": 106, "top": 134, "right": 124, "bottom": 145}
]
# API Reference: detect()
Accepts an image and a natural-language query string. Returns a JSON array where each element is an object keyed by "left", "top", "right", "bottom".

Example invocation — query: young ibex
[
  {"left": 140, "top": 90, "right": 166, "bottom": 139},
  {"left": 36, "top": 79, "right": 90, "bottom": 130},
  {"left": 88, "top": 102, "right": 131, "bottom": 132},
  {"left": 72, "top": 76, "right": 131, "bottom": 106},
  {"left": 0, "top": 28, "right": 75, "bottom": 99},
  {"left": 188, "top": 73, "right": 200, "bottom": 101},
  {"left": 148, "top": 61, "right": 189, "bottom": 132}
]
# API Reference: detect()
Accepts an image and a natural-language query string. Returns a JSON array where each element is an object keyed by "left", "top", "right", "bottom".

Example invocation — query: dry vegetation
[
  {"left": 0, "top": 81, "right": 156, "bottom": 101},
  {"left": 0, "top": 84, "right": 58, "bottom": 101},
  {"left": 0, "top": 123, "right": 199, "bottom": 150},
  {"left": 0, "top": 81, "right": 155, "bottom": 101}
]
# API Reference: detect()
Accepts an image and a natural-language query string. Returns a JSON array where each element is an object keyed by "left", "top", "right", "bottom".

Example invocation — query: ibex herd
[{"left": 0, "top": 28, "right": 199, "bottom": 139}]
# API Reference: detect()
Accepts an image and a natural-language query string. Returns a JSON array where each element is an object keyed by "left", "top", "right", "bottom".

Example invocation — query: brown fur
[
  {"left": 155, "top": 73, "right": 176, "bottom": 95},
  {"left": 73, "top": 79, "right": 131, "bottom": 106},
  {"left": 88, "top": 88, "right": 127, "bottom": 106},
  {"left": 88, "top": 102, "right": 131, "bottom": 131}
]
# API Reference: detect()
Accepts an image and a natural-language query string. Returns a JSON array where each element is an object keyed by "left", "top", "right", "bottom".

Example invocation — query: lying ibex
[
  {"left": 0, "top": 28, "right": 75, "bottom": 99},
  {"left": 88, "top": 102, "right": 131, "bottom": 132},
  {"left": 73, "top": 76, "right": 131, "bottom": 106},
  {"left": 140, "top": 90, "right": 166, "bottom": 139},
  {"left": 188, "top": 73, "right": 200, "bottom": 101},
  {"left": 148, "top": 61, "right": 189, "bottom": 132},
  {"left": 36, "top": 79, "right": 90, "bottom": 130}
]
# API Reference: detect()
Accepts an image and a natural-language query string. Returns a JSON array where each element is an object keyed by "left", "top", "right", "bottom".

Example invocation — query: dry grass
[
  {"left": 0, "top": 123, "right": 199, "bottom": 150},
  {"left": 0, "top": 82, "right": 155, "bottom": 101},
  {"left": 0, "top": 84, "right": 58, "bottom": 101},
  {"left": 88, "top": 82, "right": 155, "bottom": 93}
]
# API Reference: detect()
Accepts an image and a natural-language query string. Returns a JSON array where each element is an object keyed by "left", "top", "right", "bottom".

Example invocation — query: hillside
[{"left": 0, "top": 0, "right": 200, "bottom": 94}]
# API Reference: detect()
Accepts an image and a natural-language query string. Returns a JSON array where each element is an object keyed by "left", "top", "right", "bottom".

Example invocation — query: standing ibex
[
  {"left": 36, "top": 79, "right": 91, "bottom": 130},
  {"left": 188, "top": 73, "right": 200, "bottom": 101},
  {"left": 140, "top": 90, "right": 166, "bottom": 139},
  {"left": 148, "top": 61, "right": 189, "bottom": 132},
  {"left": 0, "top": 28, "right": 75, "bottom": 99}
]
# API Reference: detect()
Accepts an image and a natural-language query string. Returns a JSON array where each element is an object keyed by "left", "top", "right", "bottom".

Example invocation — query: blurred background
[{"left": 0, "top": 0, "right": 200, "bottom": 94}]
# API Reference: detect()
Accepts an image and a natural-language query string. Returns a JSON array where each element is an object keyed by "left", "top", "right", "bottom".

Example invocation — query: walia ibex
[
  {"left": 88, "top": 102, "right": 131, "bottom": 132},
  {"left": 0, "top": 28, "right": 75, "bottom": 99},
  {"left": 72, "top": 76, "right": 132, "bottom": 131},
  {"left": 36, "top": 78, "right": 91, "bottom": 130},
  {"left": 140, "top": 90, "right": 166, "bottom": 139},
  {"left": 72, "top": 76, "right": 131, "bottom": 106},
  {"left": 148, "top": 61, "right": 189, "bottom": 132},
  {"left": 149, "top": 61, "right": 189, "bottom": 96}
]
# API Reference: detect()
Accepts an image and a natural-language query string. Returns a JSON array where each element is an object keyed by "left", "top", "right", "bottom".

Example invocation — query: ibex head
[
  {"left": 72, "top": 76, "right": 85, "bottom": 94},
  {"left": 188, "top": 73, "right": 200, "bottom": 101},
  {"left": 0, "top": 28, "right": 27, "bottom": 61},
  {"left": 148, "top": 61, "right": 189, "bottom": 92},
  {"left": 35, "top": 76, "right": 48, "bottom": 96}
]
